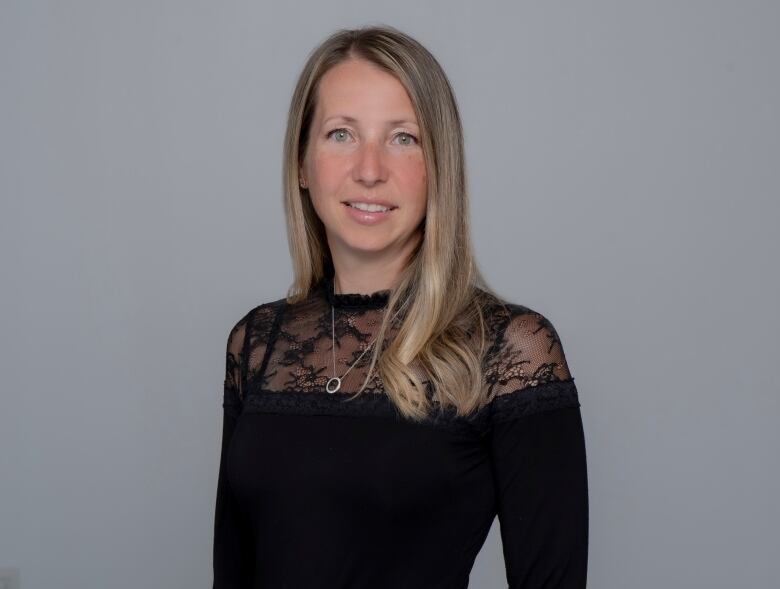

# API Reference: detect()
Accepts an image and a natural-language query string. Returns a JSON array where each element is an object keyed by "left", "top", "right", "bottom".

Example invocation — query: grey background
[{"left": 1, "top": 1, "right": 778, "bottom": 588}]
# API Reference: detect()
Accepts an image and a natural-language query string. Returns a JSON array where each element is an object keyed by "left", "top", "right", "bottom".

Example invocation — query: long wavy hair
[{"left": 282, "top": 24, "right": 505, "bottom": 422}]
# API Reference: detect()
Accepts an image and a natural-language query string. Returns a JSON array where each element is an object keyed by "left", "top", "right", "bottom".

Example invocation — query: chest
[{"left": 225, "top": 402, "right": 494, "bottom": 524}]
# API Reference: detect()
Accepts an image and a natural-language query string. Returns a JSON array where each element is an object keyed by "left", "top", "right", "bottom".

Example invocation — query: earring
[{"left": 299, "top": 179, "right": 307, "bottom": 188}]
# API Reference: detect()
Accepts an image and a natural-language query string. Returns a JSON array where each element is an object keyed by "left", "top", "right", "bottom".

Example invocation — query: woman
[{"left": 213, "top": 25, "right": 588, "bottom": 589}]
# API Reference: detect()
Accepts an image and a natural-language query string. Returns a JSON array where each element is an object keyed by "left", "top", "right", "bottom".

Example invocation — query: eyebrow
[{"left": 323, "top": 115, "right": 419, "bottom": 127}]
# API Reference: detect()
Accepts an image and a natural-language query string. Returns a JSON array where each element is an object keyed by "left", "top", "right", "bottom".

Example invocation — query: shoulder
[
  {"left": 491, "top": 298, "right": 572, "bottom": 382},
  {"left": 225, "top": 297, "right": 287, "bottom": 353},
  {"left": 500, "top": 303, "right": 570, "bottom": 367},
  {"left": 476, "top": 290, "right": 565, "bottom": 352},
  {"left": 222, "top": 297, "right": 288, "bottom": 407},
  {"left": 478, "top": 293, "right": 578, "bottom": 419}
]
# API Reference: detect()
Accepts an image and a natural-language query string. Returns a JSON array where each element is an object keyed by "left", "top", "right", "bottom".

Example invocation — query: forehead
[{"left": 315, "top": 58, "right": 418, "bottom": 123}]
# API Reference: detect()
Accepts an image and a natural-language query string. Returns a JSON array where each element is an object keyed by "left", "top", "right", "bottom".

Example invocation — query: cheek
[
  {"left": 311, "top": 151, "right": 349, "bottom": 186},
  {"left": 406, "top": 157, "right": 427, "bottom": 211},
  {"left": 399, "top": 155, "right": 427, "bottom": 192}
]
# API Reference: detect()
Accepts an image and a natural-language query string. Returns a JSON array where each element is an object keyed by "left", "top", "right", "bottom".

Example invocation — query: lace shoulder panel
[
  {"left": 223, "top": 298, "right": 285, "bottom": 416},
  {"left": 484, "top": 302, "right": 579, "bottom": 423}
]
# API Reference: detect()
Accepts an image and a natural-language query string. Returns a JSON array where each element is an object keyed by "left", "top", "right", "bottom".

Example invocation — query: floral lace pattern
[{"left": 222, "top": 275, "right": 579, "bottom": 428}]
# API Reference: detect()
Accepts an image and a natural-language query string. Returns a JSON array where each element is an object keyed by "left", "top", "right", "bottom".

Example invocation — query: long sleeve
[
  {"left": 213, "top": 317, "right": 255, "bottom": 588},
  {"left": 486, "top": 307, "right": 589, "bottom": 588}
]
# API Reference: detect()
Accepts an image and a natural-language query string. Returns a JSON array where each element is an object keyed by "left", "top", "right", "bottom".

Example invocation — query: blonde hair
[{"left": 282, "top": 24, "right": 504, "bottom": 422}]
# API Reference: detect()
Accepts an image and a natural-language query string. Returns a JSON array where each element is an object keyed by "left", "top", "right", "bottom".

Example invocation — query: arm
[
  {"left": 213, "top": 316, "right": 255, "bottom": 588},
  {"left": 487, "top": 308, "right": 589, "bottom": 588}
]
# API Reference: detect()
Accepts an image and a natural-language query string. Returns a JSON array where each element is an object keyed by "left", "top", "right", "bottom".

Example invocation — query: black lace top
[{"left": 213, "top": 276, "right": 588, "bottom": 588}]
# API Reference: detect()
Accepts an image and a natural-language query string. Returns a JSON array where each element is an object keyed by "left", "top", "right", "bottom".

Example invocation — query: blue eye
[
  {"left": 327, "top": 128, "right": 351, "bottom": 142},
  {"left": 325, "top": 128, "right": 419, "bottom": 146},
  {"left": 395, "top": 132, "right": 418, "bottom": 146}
]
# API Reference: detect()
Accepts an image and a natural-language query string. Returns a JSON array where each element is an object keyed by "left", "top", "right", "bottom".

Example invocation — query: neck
[
  {"left": 327, "top": 229, "right": 421, "bottom": 295},
  {"left": 331, "top": 263, "right": 402, "bottom": 296}
]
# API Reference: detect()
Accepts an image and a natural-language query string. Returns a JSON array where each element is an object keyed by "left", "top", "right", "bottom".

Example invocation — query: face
[{"left": 299, "top": 57, "right": 427, "bottom": 262}]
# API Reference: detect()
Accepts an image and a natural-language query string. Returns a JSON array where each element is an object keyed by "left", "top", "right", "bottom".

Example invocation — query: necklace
[{"left": 325, "top": 302, "right": 379, "bottom": 394}]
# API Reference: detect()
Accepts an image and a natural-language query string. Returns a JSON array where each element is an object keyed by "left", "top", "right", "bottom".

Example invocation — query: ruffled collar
[{"left": 321, "top": 274, "right": 391, "bottom": 309}]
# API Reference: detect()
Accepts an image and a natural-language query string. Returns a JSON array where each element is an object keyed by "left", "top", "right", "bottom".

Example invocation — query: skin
[{"left": 299, "top": 57, "right": 428, "bottom": 296}]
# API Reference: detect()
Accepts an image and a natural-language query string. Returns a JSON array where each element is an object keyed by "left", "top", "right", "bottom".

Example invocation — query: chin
[
  {"left": 347, "top": 239, "right": 393, "bottom": 252},
  {"left": 339, "top": 233, "right": 395, "bottom": 253}
]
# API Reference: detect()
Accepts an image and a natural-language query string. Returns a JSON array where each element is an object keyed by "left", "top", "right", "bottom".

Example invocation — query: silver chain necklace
[{"left": 325, "top": 302, "right": 379, "bottom": 394}]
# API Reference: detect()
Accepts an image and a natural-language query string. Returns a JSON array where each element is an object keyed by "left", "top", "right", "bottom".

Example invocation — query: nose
[{"left": 352, "top": 140, "right": 388, "bottom": 186}]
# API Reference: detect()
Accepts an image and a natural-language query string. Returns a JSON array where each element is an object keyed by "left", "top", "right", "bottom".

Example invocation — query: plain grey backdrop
[{"left": 2, "top": 1, "right": 778, "bottom": 588}]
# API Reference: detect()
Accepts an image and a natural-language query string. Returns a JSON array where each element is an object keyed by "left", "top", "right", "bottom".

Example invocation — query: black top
[{"left": 213, "top": 277, "right": 588, "bottom": 588}]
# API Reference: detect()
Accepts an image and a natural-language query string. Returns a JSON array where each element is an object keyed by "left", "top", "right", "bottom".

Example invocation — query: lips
[
  {"left": 342, "top": 201, "right": 397, "bottom": 226},
  {"left": 341, "top": 200, "right": 398, "bottom": 210}
]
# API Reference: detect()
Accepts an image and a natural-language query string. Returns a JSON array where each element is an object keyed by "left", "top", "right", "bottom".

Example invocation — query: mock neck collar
[{"left": 321, "top": 274, "right": 391, "bottom": 309}]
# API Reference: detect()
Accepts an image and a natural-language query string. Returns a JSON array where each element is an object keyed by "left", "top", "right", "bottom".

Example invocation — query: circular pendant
[{"left": 326, "top": 377, "right": 341, "bottom": 394}]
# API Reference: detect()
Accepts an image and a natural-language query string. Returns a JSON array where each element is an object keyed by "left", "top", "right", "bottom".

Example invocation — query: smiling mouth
[{"left": 342, "top": 202, "right": 398, "bottom": 212}]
